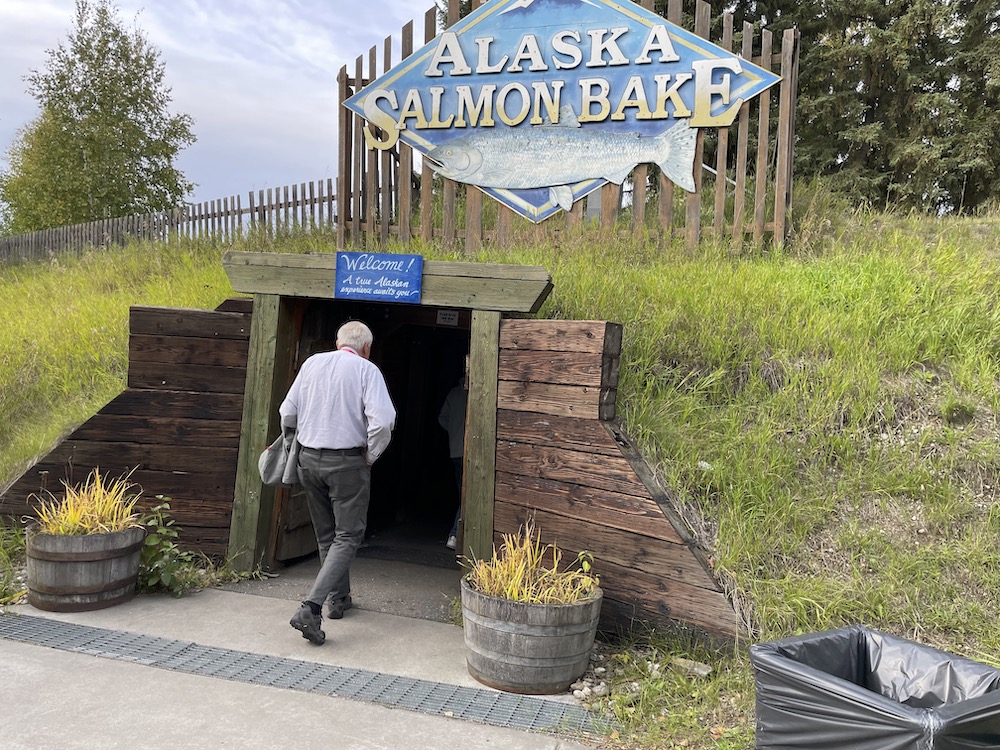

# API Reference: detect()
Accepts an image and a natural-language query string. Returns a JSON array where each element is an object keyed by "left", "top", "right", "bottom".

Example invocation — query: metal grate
[{"left": 0, "top": 614, "right": 599, "bottom": 735}]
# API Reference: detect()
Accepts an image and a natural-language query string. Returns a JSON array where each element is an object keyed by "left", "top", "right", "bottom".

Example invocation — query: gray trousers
[{"left": 296, "top": 449, "right": 370, "bottom": 607}]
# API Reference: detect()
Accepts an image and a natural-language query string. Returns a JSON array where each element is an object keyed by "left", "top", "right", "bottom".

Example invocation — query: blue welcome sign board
[
  {"left": 335, "top": 252, "right": 423, "bottom": 304},
  {"left": 344, "top": 0, "right": 781, "bottom": 223}
]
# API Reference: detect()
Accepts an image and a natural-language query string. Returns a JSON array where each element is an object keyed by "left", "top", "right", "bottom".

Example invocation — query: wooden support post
[
  {"left": 228, "top": 293, "right": 295, "bottom": 571},
  {"left": 753, "top": 29, "right": 773, "bottom": 245},
  {"left": 337, "top": 68, "right": 350, "bottom": 248},
  {"left": 630, "top": 0, "right": 655, "bottom": 234},
  {"left": 685, "top": 1, "right": 711, "bottom": 250},
  {"left": 774, "top": 28, "right": 800, "bottom": 246},
  {"left": 732, "top": 22, "right": 754, "bottom": 254},
  {"left": 658, "top": 0, "right": 683, "bottom": 243},
  {"left": 466, "top": 187, "right": 483, "bottom": 255},
  {"left": 366, "top": 46, "right": 379, "bottom": 242},
  {"left": 713, "top": 14, "right": 734, "bottom": 240},
  {"left": 441, "top": 0, "right": 460, "bottom": 249},
  {"left": 380, "top": 35, "right": 393, "bottom": 246},
  {"left": 464, "top": 310, "right": 500, "bottom": 562},
  {"left": 353, "top": 55, "right": 365, "bottom": 244},
  {"left": 420, "top": 8, "right": 436, "bottom": 244},
  {"left": 496, "top": 206, "right": 513, "bottom": 247},
  {"left": 398, "top": 21, "right": 414, "bottom": 243},
  {"left": 443, "top": 181, "right": 457, "bottom": 249},
  {"left": 601, "top": 183, "right": 621, "bottom": 229}
]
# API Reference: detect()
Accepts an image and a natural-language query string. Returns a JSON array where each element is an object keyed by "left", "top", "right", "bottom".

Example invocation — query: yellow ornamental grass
[
  {"left": 32, "top": 469, "right": 141, "bottom": 535},
  {"left": 464, "top": 521, "right": 599, "bottom": 604}
]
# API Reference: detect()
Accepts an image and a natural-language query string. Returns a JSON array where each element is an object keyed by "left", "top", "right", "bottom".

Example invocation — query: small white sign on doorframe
[{"left": 436, "top": 310, "right": 460, "bottom": 327}]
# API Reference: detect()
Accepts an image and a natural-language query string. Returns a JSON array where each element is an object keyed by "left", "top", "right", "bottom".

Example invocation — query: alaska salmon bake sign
[{"left": 344, "top": 0, "right": 781, "bottom": 223}]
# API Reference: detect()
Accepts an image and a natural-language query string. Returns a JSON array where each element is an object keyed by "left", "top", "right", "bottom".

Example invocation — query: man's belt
[{"left": 300, "top": 446, "right": 365, "bottom": 456}]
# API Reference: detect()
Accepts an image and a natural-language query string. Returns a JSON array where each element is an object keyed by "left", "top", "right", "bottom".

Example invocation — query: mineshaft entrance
[
  {"left": 271, "top": 296, "right": 472, "bottom": 563},
  {"left": 4, "top": 251, "right": 743, "bottom": 638},
  {"left": 222, "top": 251, "right": 554, "bottom": 571}
]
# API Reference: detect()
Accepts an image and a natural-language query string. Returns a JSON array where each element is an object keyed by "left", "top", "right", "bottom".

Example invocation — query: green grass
[
  {"left": 0, "top": 237, "right": 235, "bottom": 480},
  {"left": 0, "top": 524, "right": 26, "bottom": 604},
  {"left": 590, "top": 630, "right": 755, "bottom": 750},
  {"left": 3, "top": 195, "right": 1000, "bottom": 749}
]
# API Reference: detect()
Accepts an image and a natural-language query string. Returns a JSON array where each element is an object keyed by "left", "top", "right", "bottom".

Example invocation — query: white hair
[{"left": 337, "top": 320, "right": 373, "bottom": 351}]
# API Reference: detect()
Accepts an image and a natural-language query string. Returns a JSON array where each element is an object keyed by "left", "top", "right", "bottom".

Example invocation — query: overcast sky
[{"left": 0, "top": 0, "right": 426, "bottom": 203}]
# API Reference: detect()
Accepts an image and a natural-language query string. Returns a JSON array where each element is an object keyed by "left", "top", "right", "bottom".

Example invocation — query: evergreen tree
[
  {"left": 436, "top": 0, "right": 473, "bottom": 28},
  {"left": 0, "top": 0, "right": 195, "bottom": 234},
  {"left": 725, "top": 0, "right": 1000, "bottom": 213},
  {"left": 349, "top": 0, "right": 999, "bottom": 215},
  {"left": 946, "top": 0, "right": 1000, "bottom": 212}
]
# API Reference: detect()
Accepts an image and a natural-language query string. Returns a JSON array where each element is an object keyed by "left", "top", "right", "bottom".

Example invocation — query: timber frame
[
  {"left": 222, "top": 251, "right": 553, "bottom": 570},
  {"left": 221, "top": 251, "right": 740, "bottom": 639}
]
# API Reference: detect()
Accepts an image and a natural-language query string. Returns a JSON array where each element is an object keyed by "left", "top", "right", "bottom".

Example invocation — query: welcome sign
[
  {"left": 344, "top": 0, "right": 781, "bottom": 223},
  {"left": 335, "top": 251, "right": 423, "bottom": 303}
]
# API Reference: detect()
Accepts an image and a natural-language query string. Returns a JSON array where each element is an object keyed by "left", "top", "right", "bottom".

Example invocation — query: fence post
[
  {"left": 753, "top": 29, "right": 774, "bottom": 245},
  {"left": 330, "top": 177, "right": 336, "bottom": 230},
  {"left": 353, "top": 55, "right": 365, "bottom": 245},
  {"left": 774, "top": 28, "right": 800, "bottom": 246},
  {"left": 684, "top": 1, "right": 711, "bottom": 250},
  {"left": 337, "top": 67, "right": 350, "bottom": 248},
  {"left": 420, "top": 9, "right": 436, "bottom": 245},
  {"left": 713, "top": 13, "right": 735, "bottom": 241}
]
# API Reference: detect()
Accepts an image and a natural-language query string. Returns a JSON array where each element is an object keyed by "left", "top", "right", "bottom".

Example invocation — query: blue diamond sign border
[{"left": 344, "top": 0, "right": 781, "bottom": 224}]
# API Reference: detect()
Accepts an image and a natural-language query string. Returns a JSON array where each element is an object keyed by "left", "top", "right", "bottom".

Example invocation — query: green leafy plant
[
  {"left": 31, "top": 468, "right": 140, "bottom": 535},
  {"left": 137, "top": 497, "right": 196, "bottom": 597},
  {"left": 1, "top": 0, "right": 195, "bottom": 233},
  {"left": 136, "top": 498, "right": 266, "bottom": 597},
  {"left": 464, "top": 521, "right": 600, "bottom": 604}
]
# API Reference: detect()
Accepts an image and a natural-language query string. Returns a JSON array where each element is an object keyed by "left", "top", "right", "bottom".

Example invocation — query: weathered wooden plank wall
[
  {"left": 494, "top": 319, "right": 740, "bottom": 639},
  {"left": 0, "top": 287, "right": 740, "bottom": 637},
  {"left": 0, "top": 300, "right": 251, "bottom": 557},
  {"left": 337, "top": 0, "right": 799, "bottom": 251}
]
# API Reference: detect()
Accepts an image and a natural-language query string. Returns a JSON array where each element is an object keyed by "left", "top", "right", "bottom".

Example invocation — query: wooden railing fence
[
  {"left": 1, "top": 0, "right": 800, "bottom": 264},
  {"left": 0, "top": 178, "right": 337, "bottom": 264},
  {"left": 338, "top": 0, "right": 800, "bottom": 251}
]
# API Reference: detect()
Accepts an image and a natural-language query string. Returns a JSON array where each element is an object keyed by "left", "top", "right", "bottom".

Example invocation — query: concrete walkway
[{"left": 0, "top": 556, "right": 602, "bottom": 750}]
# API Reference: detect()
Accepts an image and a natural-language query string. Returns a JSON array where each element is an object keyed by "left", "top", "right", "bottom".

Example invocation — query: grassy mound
[{"left": 3, "top": 198, "right": 999, "bottom": 748}]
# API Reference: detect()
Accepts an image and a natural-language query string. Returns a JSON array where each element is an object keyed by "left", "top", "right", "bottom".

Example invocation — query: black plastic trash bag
[{"left": 750, "top": 624, "right": 1000, "bottom": 749}]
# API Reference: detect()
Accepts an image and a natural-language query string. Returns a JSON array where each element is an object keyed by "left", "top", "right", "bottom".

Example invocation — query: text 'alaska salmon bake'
[
  {"left": 344, "top": 0, "right": 781, "bottom": 222},
  {"left": 361, "top": 24, "right": 751, "bottom": 148}
]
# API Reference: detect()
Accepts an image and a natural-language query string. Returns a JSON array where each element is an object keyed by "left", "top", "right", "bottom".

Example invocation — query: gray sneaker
[
  {"left": 327, "top": 595, "right": 353, "bottom": 620},
  {"left": 290, "top": 604, "right": 326, "bottom": 645}
]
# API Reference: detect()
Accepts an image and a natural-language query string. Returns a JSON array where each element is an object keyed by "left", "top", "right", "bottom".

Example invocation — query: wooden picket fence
[
  {"left": 338, "top": 0, "right": 800, "bottom": 251},
  {"left": 0, "top": 178, "right": 337, "bottom": 264},
  {"left": 1, "top": 0, "right": 800, "bottom": 264}
]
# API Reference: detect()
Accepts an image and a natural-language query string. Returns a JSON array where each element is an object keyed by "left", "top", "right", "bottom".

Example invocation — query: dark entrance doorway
[{"left": 271, "top": 298, "right": 470, "bottom": 569}]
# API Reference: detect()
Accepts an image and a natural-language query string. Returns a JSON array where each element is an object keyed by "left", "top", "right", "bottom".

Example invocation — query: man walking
[{"left": 280, "top": 320, "right": 396, "bottom": 645}]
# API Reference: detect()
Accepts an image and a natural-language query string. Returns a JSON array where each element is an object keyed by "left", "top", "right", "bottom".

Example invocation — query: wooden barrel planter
[
  {"left": 26, "top": 526, "right": 145, "bottom": 612},
  {"left": 460, "top": 576, "right": 603, "bottom": 694}
]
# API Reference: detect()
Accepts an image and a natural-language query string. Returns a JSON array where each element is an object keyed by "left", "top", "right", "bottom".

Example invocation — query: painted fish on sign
[
  {"left": 428, "top": 106, "right": 696, "bottom": 211},
  {"left": 344, "top": 0, "right": 781, "bottom": 224}
]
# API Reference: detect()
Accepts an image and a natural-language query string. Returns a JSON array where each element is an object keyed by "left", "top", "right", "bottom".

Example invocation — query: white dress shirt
[{"left": 278, "top": 347, "right": 396, "bottom": 463}]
